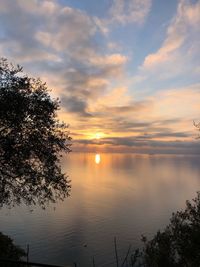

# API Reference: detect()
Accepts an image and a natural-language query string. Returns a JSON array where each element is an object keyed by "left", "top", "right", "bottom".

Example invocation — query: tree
[
  {"left": 0, "top": 58, "right": 71, "bottom": 208},
  {"left": 0, "top": 232, "right": 26, "bottom": 260},
  {"left": 132, "top": 192, "right": 200, "bottom": 267},
  {"left": 111, "top": 193, "right": 200, "bottom": 267}
]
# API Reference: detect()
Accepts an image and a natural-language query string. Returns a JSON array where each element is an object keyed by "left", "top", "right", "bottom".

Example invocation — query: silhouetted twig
[
  {"left": 130, "top": 249, "right": 140, "bottom": 267},
  {"left": 114, "top": 237, "right": 119, "bottom": 267},
  {"left": 26, "top": 244, "right": 29, "bottom": 263},
  {"left": 92, "top": 256, "right": 96, "bottom": 267},
  {"left": 121, "top": 244, "right": 131, "bottom": 267}
]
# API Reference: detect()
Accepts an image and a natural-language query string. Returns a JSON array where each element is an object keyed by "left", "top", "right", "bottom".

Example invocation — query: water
[{"left": 0, "top": 153, "right": 200, "bottom": 266}]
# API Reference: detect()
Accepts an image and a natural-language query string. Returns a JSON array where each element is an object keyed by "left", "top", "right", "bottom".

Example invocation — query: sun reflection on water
[{"left": 95, "top": 154, "right": 101, "bottom": 164}]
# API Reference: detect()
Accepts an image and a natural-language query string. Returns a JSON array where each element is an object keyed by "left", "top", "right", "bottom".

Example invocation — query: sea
[{"left": 0, "top": 153, "right": 200, "bottom": 267}]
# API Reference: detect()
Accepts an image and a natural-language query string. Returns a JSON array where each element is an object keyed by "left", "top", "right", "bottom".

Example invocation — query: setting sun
[
  {"left": 89, "top": 132, "right": 105, "bottom": 140},
  {"left": 95, "top": 133, "right": 102, "bottom": 139}
]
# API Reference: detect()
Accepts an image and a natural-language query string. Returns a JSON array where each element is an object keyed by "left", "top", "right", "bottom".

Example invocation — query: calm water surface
[{"left": 0, "top": 153, "right": 200, "bottom": 266}]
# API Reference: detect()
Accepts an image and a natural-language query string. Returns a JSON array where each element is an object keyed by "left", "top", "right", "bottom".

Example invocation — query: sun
[
  {"left": 95, "top": 133, "right": 102, "bottom": 139},
  {"left": 89, "top": 132, "right": 105, "bottom": 140}
]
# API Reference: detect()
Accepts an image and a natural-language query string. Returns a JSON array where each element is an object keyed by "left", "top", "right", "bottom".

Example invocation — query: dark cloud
[
  {"left": 74, "top": 137, "right": 200, "bottom": 154},
  {"left": 101, "top": 101, "right": 151, "bottom": 114},
  {"left": 136, "top": 131, "right": 190, "bottom": 140},
  {"left": 61, "top": 95, "right": 92, "bottom": 117},
  {"left": 75, "top": 116, "right": 183, "bottom": 134}
]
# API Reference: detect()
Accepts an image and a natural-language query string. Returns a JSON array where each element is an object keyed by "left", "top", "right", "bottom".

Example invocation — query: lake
[{"left": 0, "top": 153, "right": 200, "bottom": 267}]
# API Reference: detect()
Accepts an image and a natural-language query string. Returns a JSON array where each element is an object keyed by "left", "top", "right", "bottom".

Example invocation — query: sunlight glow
[
  {"left": 95, "top": 154, "right": 101, "bottom": 164},
  {"left": 95, "top": 133, "right": 102, "bottom": 139}
]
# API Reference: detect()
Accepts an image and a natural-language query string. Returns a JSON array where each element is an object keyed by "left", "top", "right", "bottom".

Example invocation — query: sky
[{"left": 0, "top": 0, "right": 200, "bottom": 154}]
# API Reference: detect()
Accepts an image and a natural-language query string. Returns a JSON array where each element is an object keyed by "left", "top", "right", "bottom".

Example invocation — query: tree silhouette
[
  {"left": 0, "top": 232, "right": 26, "bottom": 260},
  {"left": 0, "top": 58, "right": 71, "bottom": 208},
  {"left": 129, "top": 192, "right": 200, "bottom": 267}
]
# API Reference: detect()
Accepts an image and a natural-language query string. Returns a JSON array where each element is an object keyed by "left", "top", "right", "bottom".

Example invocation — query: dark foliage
[
  {"left": 0, "top": 58, "right": 71, "bottom": 208},
  {"left": 132, "top": 192, "right": 200, "bottom": 267},
  {"left": 111, "top": 193, "right": 200, "bottom": 267},
  {"left": 0, "top": 232, "right": 26, "bottom": 260}
]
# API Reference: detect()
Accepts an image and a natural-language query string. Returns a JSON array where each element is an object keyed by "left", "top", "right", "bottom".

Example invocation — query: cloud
[
  {"left": 89, "top": 83, "right": 200, "bottom": 127},
  {"left": 109, "top": 0, "right": 152, "bottom": 25},
  {"left": 94, "top": 135, "right": 190, "bottom": 146},
  {"left": 0, "top": 0, "right": 97, "bottom": 63},
  {"left": 150, "top": 84, "right": 200, "bottom": 121},
  {"left": 61, "top": 95, "right": 92, "bottom": 117},
  {"left": 0, "top": 0, "right": 128, "bottom": 118},
  {"left": 87, "top": 0, "right": 152, "bottom": 36},
  {"left": 141, "top": 0, "right": 200, "bottom": 78},
  {"left": 91, "top": 100, "right": 152, "bottom": 120},
  {"left": 69, "top": 83, "right": 200, "bottom": 153},
  {"left": 74, "top": 136, "right": 200, "bottom": 154},
  {"left": 88, "top": 54, "right": 127, "bottom": 67},
  {"left": 35, "top": 7, "right": 97, "bottom": 53},
  {"left": 0, "top": 0, "right": 199, "bottom": 154}
]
